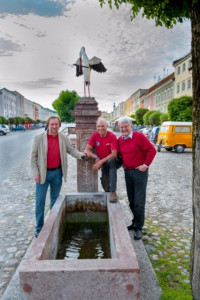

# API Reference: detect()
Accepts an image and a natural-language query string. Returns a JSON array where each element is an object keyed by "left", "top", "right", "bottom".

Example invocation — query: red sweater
[{"left": 118, "top": 131, "right": 156, "bottom": 169}]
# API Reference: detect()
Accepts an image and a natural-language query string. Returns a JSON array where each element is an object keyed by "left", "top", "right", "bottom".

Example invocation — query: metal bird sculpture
[{"left": 74, "top": 46, "right": 107, "bottom": 97}]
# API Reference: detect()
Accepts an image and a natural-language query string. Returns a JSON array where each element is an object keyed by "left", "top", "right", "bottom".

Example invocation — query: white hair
[{"left": 118, "top": 116, "right": 133, "bottom": 125}]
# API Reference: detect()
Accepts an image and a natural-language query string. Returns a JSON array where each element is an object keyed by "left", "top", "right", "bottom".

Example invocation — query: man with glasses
[{"left": 118, "top": 116, "right": 156, "bottom": 240}]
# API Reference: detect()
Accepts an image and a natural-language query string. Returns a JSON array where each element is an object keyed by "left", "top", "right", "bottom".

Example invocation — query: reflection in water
[{"left": 57, "top": 220, "right": 111, "bottom": 260}]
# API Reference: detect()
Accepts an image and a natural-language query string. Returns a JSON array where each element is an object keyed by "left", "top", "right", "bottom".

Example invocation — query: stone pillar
[{"left": 72, "top": 97, "right": 101, "bottom": 192}]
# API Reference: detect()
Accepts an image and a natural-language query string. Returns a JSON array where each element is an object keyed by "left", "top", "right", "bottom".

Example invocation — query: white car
[
  {"left": 0, "top": 124, "right": 9, "bottom": 135},
  {"left": 61, "top": 123, "right": 77, "bottom": 146}
]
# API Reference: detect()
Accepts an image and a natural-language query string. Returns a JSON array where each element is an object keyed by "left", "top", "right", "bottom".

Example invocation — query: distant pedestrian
[
  {"left": 118, "top": 116, "right": 156, "bottom": 240},
  {"left": 84, "top": 118, "right": 121, "bottom": 202},
  {"left": 31, "top": 116, "right": 86, "bottom": 238}
]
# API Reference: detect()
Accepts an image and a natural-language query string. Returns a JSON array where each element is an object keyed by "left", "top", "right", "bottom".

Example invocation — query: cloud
[
  {"left": 0, "top": 0, "right": 74, "bottom": 17},
  {"left": 0, "top": 0, "right": 192, "bottom": 112},
  {"left": 15, "top": 77, "right": 64, "bottom": 89},
  {"left": 0, "top": 37, "right": 22, "bottom": 56}
]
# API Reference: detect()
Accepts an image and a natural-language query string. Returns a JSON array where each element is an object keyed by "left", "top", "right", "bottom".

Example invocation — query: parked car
[
  {"left": 12, "top": 125, "right": 26, "bottom": 131},
  {"left": 61, "top": 123, "right": 76, "bottom": 146},
  {"left": 141, "top": 128, "right": 152, "bottom": 139},
  {"left": 0, "top": 124, "right": 9, "bottom": 135},
  {"left": 157, "top": 121, "right": 192, "bottom": 153},
  {"left": 150, "top": 126, "right": 160, "bottom": 144},
  {"left": 132, "top": 125, "right": 145, "bottom": 132}
]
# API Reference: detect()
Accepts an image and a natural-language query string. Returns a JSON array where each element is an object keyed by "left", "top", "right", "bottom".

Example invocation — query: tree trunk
[{"left": 190, "top": 1, "right": 200, "bottom": 299}]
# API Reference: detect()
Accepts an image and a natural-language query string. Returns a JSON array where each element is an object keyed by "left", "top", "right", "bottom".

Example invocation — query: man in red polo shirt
[
  {"left": 118, "top": 116, "right": 156, "bottom": 240},
  {"left": 84, "top": 118, "right": 120, "bottom": 202},
  {"left": 31, "top": 116, "right": 86, "bottom": 238}
]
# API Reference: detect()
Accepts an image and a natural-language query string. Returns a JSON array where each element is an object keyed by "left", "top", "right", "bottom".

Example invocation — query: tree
[
  {"left": 160, "top": 113, "right": 169, "bottom": 123},
  {"left": 143, "top": 110, "right": 157, "bottom": 125},
  {"left": 168, "top": 96, "right": 193, "bottom": 121},
  {"left": 52, "top": 90, "right": 80, "bottom": 122},
  {"left": 0, "top": 116, "right": 7, "bottom": 124},
  {"left": 149, "top": 111, "right": 162, "bottom": 126},
  {"left": 135, "top": 108, "right": 149, "bottom": 125},
  {"left": 98, "top": 1, "right": 200, "bottom": 298}
]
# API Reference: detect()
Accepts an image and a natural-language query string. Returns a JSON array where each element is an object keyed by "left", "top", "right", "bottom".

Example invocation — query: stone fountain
[{"left": 19, "top": 97, "right": 140, "bottom": 300}]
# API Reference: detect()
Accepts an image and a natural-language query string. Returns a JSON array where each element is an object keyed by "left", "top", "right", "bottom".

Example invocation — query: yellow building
[{"left": 173, "top": 53, "right": 192, "bottom": 98}]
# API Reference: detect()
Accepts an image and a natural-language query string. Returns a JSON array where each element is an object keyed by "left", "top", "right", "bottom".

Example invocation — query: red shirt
[
  {"left": 88, "top": 131, "right": 118, "bottom": 160},
  {"left": 47, "top": 134, "right": 61, "bottom": 168},
  {"left": 118, "top": 131, "right": 156, "bottom": 169}
]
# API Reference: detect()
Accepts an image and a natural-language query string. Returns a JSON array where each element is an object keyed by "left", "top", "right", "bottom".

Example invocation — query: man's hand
[
  {"left": 136, "top": 165, "right": 148, "bottom": 172},
  {"left": 34, "top": 174, "right": 40, "bottom": 183},
  {"left": 81, "top": 152, "right": 90, "bottom": 161},
  {"left": 92, "top": 159, "right": 102, "bottom": 171}
]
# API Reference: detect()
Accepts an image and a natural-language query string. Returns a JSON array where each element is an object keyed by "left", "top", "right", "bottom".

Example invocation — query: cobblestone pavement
[{"left": 0, "top": 147, "right": 192, "bottom": 298}]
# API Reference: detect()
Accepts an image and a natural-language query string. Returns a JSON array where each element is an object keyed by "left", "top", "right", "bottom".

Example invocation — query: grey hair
[
  {"left": 118, "top": 117, "right": 133, "bottom": 125},
  {"left": 97, "top": 117, "right": 108, "bottom": 124}
]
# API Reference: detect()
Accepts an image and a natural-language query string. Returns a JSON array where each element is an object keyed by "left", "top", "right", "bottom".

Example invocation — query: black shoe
[
  {"left": 35, "top": 231, "right": 39, "bottom": 238},
  {"left": 134, "top": 229, "right": 142, "bottom": 240},
  {"left": 127, "top": 223, "right": 135, "bottom": 230}
]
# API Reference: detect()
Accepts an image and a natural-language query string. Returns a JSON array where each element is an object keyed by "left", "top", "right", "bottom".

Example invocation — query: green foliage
[
  {"left": 168, "top": 96, "right": 193, "bottom": 121},
  {"left": 0, "top": 116, "right": 7, "bottom": 124},
  {"left": 14, "top": 116, "right": 23, "bottom": 125},
  {"left": 143, "top": 110, "right": 157, "bottom": 125},
  {"left": 135, "top": 108, "right": 149, "bottom": 125},
  {"left": 160, "top": 113, "right": 169, "bottom": 123},
  {"left": 99, "top": 0, "right": 192, "bottom": 28},
  {"left": 149, "top": 111, "right": 162, "bottom": 126},
  {"left": 25, "top": 117, "right": 34, "bottom": 123},
  {"left": 52, "top": 90, "right": 80, "bottom": 122}
]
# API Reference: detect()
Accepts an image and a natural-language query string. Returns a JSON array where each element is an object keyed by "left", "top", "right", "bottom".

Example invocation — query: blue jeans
[
  {"left": 101, "top": 158, "right": 122, "bottom": 192},
  {"left": 125, "top": 169, "right": 148, "bottom": 230},
  {"left": 35, "top": 168, "right": 62, "bottom": 233}
]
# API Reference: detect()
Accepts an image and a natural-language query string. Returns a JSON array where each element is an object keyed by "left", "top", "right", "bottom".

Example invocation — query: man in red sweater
[
  {"left": 118, "top": 116, "right": 156, "bottom": 240},
  {"left": 84, "top": 118, "right": 120, "bottom": 202}
]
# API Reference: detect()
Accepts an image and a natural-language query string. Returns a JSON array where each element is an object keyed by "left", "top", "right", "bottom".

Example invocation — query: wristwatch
[{"left": 94, "top": 155, "right": 99, "bottom": 160}]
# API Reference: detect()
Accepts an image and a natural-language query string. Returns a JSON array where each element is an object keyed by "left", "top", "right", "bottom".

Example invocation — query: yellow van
[{"left": 157, "top": 121, "right": 192, "bottom": 153}]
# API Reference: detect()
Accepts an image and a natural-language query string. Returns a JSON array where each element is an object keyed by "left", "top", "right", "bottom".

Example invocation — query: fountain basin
[{"left": 19, "top": 193, "right": 140, "bottom": 300}]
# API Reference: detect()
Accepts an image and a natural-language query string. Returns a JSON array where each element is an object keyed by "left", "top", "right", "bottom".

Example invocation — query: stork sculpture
[{"left": 74, "top": 47, "right": 107, "bottom": 97}]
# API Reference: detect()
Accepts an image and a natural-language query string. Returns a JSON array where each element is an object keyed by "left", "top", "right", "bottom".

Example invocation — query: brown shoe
[{"left": 110, "top": 192, "right": 118, "bottom": 203}]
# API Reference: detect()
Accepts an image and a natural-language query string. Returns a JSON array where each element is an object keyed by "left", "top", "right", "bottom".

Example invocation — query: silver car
[{"left": 0, "top": 124, "right": 9, "bottom": 135}]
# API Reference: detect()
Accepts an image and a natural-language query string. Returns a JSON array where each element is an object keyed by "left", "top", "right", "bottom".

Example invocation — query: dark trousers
[
  {"left": 100, "top": 158, "right": 122, "bottom": 192},
  {"left": 125, "top": 169, "right": 148, "bottom": 230}
]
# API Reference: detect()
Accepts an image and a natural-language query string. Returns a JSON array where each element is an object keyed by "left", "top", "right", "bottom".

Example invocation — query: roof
[
  {"left": 145, "top": 72, "right": 174, "bottom": 96},
  {"left": 172, "top": 52, "right": 191, "bottom": 66},
  {"left": 161, "top": 121, "right": 192, "bottom": 126}
]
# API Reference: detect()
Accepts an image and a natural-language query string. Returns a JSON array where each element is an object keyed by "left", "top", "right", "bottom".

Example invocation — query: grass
[{"left": 143, "top": 218, "right": 193, "bottom": 300}]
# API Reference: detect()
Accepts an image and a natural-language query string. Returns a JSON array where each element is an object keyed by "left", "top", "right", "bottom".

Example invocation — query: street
[{"left": 0, "top": 129, "right": 44, "bottom": 182}]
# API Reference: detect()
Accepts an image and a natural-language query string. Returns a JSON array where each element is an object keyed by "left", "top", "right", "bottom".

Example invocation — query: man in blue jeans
[
  {"left": 84, "top": 118, "right": 121, "bottom": 202},
  {"left": 31, "top": 116, "right": 86, "bottom": 238}
]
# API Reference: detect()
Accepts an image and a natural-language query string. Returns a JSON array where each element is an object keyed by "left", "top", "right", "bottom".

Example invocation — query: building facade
[
  {"left": 0, "top": 87, "right": 56, "bottom": 121},
  {"left": 173, "top": 53, "right": 192, "bottom": 98},
  {"left": 154, "top": 73, "right": 175, "bottom": 113}
]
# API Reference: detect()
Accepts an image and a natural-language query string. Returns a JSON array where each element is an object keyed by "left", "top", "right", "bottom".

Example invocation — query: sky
[{"left": 0, "top": 0, "right": 191, "bottom": 113}]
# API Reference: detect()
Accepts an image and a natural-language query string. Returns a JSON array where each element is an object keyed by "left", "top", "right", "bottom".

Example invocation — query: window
[
  {"left": 177, "top": 84, "right": 180, "bottom": 93},
  {"left": 177, "top": 66, "right": 181, "bottom": 75},
  {"left": 187, "top": 78, "right": 191, "bottom": 89},
  {"left": 182, "top": 81, "right": 185, "bottom": 91},
  {"left": 188, "top": 60, "right": 192, "bottom": 69},
  {"left": 160, "top": 126, "right": 169, "bottom": 133},
  {"left": 182, "top": 63, "right": 186, "bottom": 72},
  {"left": 175, "top": 126, "right": 191, "bottom": 133}
]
